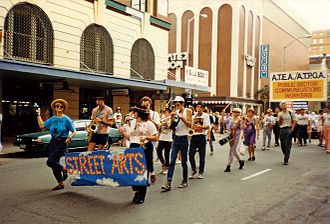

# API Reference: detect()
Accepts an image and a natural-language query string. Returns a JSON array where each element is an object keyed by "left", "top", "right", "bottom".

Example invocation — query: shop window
[
  {"left": 131, "top": 0, "right": 147, "bottom": 12},
  {"left": 130, "top": 38, "right": 155, "bottom": 80},
  {"left": 80, "top": 24, "right": 114, "bottom": 74},
  {"left": 4, "top": 3, "right": 54, "bottom": 65}
]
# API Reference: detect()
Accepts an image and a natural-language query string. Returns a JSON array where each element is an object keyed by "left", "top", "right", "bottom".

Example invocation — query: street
[{"left": 0, "top": 136, "right": 329, "bottom": 224}]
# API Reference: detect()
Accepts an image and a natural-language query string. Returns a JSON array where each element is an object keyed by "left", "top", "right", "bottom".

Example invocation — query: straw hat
[{"left": 51, "top": 99, "right": 68, "bottom": 110}]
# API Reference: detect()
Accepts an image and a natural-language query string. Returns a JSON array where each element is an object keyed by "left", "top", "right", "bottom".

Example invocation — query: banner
[
  {"left": 270, "top": 70, "right": 328, "bottom": 102},
  {"left": 65, "top": 148, "right": 148, "bottom": 187}
]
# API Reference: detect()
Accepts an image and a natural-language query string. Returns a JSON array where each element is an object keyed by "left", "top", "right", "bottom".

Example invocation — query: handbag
[
  {"left": 239, "top": 141, "right": 246, "bottom": 155},
  {"left": 218, "top": 134, "right": 232, "bottom": 146}
]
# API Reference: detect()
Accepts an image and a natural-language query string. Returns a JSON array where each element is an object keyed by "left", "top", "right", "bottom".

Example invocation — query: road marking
[{"left": 241, "top": 169, "right": 272, "bottom": 180}]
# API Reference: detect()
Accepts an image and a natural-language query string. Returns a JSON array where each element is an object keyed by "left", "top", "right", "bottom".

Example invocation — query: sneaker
[
  {"left": 283, "top": 162, "right": 288, "bottom": 165},
  {"left": 266, "top": 147, "right": 270, "bottom": 150},
  {"left": 262, "top": 147, "right": 265, "bottom": 151},
  {"left": 162, "top": 169, "right": 168, "bottom": 175},
  {"left": 161, "top": 181, "right": 171, "bottom": 192},
  {"left": 309, "top": 139, "right": 311, "bottom": 143},
  {"left": 275, "top": 143, "right": 279, "bottom": 147},
  {"left": 198, "top": 173, "right": 203, "bottom": 179},
  {"left": 252, "top": 156, "right": 255, "bottom": 161},
  {"left": 239, "top": 160, "right": 244, "bottom": 170},
  {"left": 52, "top": 183, "right": 64, "bottom": 191},
  {"left": 178, "top": 181, "right": 188, "bottom": 188},
  {"left": 210, "top": 151, "right": 214, "bottom": 156},
  {"left": 150, "top": 174, "right": 156, "bottom": 184},
  {"left": 189, "top": 171, "right": 198, "bottom": 179}
]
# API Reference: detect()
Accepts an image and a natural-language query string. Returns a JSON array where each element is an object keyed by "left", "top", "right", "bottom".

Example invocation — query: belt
[{"left": 52, "top": 137, "right": 67, "bottom": 141}]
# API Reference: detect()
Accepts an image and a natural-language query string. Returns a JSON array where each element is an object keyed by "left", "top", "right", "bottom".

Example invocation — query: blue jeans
[
  {"left": 167, "top": 135, "right": 189, "bottom": 182},
  {"left": 279, "top": 127, "right": 292, "bottom": 163}
]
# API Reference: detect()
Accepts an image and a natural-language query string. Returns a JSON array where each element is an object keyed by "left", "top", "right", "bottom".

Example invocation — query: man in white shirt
[
  {"left": 262, "top": 109, "right": 275, "bottom": 150},
  {"left": 278, "top": 101, "right": 296, "bottom": 165},
  {"left": 296, "top": 108, "right": 310, "bottom": 146},
  {"left": 188, "top": 101, "right": 210, "bottom": 179}
]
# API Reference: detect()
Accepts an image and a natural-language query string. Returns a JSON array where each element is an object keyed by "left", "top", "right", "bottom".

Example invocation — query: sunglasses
[
  {"left": 233, "top": 111, "right": 239, "bottom": 113},
  {"left": 55, "top": 105, "right": 64, "bottom": 109},
  {"left": 175, "top": 103, "right": 181, "bottom": 106}
]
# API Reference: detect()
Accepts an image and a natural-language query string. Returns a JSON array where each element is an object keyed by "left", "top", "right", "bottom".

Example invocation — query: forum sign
[{"left": 270, "top": 70, "right": 328, "bottom": 102}]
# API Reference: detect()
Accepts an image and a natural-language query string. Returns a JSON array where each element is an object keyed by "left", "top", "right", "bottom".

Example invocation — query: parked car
[{"left": 13, "top": 120, "right": 122, "bottom": 154}]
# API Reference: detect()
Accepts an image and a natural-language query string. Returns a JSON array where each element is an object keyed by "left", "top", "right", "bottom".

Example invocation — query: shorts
[
  {"left": 90, "top": 133, "right": 108, "bottom": 145},
  {"left": 244, "top": 129, "right": 256, "bottom": 146}
]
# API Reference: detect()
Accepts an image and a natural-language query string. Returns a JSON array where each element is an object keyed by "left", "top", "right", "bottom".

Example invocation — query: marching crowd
[{"left": 36, "top": 96, "right": 329, "bottom": 204}]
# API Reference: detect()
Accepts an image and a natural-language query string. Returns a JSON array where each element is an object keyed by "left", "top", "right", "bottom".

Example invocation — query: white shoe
[
  {"left": 189, "top": 172, "right": 198, "bottom": 179},
  {"left": 198, "top": 173, "right": 203, "bottom": 179}
]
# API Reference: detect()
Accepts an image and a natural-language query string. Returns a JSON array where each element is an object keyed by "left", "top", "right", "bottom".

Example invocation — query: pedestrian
[
  {"left": 157, "top": 107, "right": 173, "bottom": 174},
  {"left": 262, "top": 109, "right": 275, "bottom": 150},
  {"left": 207, "top": 108, "right": 216, "bottom": 156},
  {"left": 121, "top": 105, "right": 158, "bottom": 204},
  {"left": 188, "top": 101, "right": 210, "bottom": 179},
  {"left": 273, "top": 107, "right": 281, "bottom": 147},
  {"left": 321, "top": 107, "right": 330, "bottom": 153},
  {"left": 36, "top": 99, "right": 77, "bottom": 190},
  {"left": 317, "top": 109, "right": 324, "bottom": 147},
  {"left": 87, "top": 96, "right": 114, "bottom": 151},
  {"left": 161, "top": 96, "right": 192, "bottom": 192},
  {"left": 292, "top": 109, "right": 301, "bottom": 145},
  {"left": 278, "top": 101, "right": 296, "bottom": 165},
  {"left": 119, "top": 115, "right": 133, "bottom": 147},
  {"left": 221, "top": 108, "right": 244, "bottom": 172},
  {"left": 243, "top": 108, "right": 259, "bottom": 161},
  {"left": 296, "top": 108, "right": 310, "bottom": 146},
  {"left": 140, "top": 96, "right": 160, "bottom": 183}
]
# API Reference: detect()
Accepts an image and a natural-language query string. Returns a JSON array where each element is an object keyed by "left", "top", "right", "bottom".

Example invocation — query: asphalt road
[{"left": 0, "top": 136, "right": 329, "bottom": 224}]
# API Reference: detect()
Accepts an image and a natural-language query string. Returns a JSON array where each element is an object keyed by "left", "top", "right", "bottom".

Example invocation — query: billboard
[
  {"left": 270, "top": 70, "right": 328, "bottom": 102},
  {"left": 184, "top": 65, "right": 209, "bottom": 86}
]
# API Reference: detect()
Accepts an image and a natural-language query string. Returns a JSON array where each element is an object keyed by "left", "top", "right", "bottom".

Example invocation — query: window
[
  {"left": 319, "top": 38, "right": 324, "bottom": 44},
  {"left": 4, "top": 3, "right": 53, "bottom": 64},
  {"left": 131, "top": 0, "right": 147, "bottom": 12},
  {"left": 80, "top": 24, "right": 114, "bottom": 74},
  {"left": 131, "top": 38, "right": 155, "bottom": 80},
  {"left": 313, "top": 39, "right": 317, "bottom": 44}
]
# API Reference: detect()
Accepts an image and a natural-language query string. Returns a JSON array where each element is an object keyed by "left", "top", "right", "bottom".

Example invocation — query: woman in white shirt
[{"left": 121, "top": 105, "right": 158, "bottom": 204}]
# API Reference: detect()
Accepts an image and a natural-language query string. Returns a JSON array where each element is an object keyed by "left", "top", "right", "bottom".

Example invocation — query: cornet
[{"left": 188, "top": 129, "right": 195, "bottom": 137}]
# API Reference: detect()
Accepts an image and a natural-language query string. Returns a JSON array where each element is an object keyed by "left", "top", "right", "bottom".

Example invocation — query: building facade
[
  {"left": 167, "top": 0, "right": 311, "bottom": 112},
  {"left": 0, "top": 0, "right": 174, "bottom": 136}
]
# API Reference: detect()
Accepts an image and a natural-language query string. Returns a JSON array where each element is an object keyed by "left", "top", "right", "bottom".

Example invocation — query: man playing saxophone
[{"left": 87, "top": 96, "right": 114, "bottom": 151}]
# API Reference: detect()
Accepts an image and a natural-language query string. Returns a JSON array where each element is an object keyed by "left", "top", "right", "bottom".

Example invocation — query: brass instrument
[
  {"left": 188, "top": 128, "right": 195, "bottom": 137},
  {"left": 87, "top": 122, "right": 98, "bottom": 142}
]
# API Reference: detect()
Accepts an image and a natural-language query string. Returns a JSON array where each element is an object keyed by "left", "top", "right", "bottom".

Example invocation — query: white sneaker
[
  {"left": 189, "top": 172, "right": 198, "bottom": 179},
  {"left": 198, "top": 173, "right": 203, "bottom": 179}
]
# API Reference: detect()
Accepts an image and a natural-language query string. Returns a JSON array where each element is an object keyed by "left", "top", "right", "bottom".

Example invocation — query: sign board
[
  {"left": 270, "top": 70, "right": 328, "bottom": 102},
  {"left": 111, "top": 89, "right": 129, "bottom": 96},
  {"left": 168, "top": 52, "right": 187, "bottom": 69},
  {"left": 260, "top": 44, "right": 269, "bottom": 78},
  {"left": 184, "top": 66, "right": 208, "bottom": 87},
  {"left": 65, "top": 148, "right": 148, "bottom": 187}
]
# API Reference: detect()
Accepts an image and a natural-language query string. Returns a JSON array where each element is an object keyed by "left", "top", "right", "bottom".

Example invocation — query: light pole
[
  {"left": 283, "top": 34, "right": 312, "bottom": 71},
  {"left": 186, "top": 14, "right": 207, "bottom": 67}
]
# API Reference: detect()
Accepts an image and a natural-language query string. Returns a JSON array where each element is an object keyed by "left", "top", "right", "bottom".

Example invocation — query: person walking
[
  {"left": 121, "top": 105, "right": 158, "bottom": 204},
  {"left": 321, "top": 107, "right": 330, "bottom": 153},
  {"left": 221, "top": 108, "right": 245, "bottom": 172},
  {"left": 296, "top": 108, "right": 310, "bottom": 146},
  {"left": 36, "top": 99, "right": 77, "bottom": 190},
  {"left": 87, "top": 96, "right": 114, "bottom": 151},
  {"left": 262, "top": 109, "right": 275, "bottom": 150},
  {"left": 188, "top": 101, "right": 210, "bottom": 179},
  {"left": 273, "top": 107, "right": 281, "bottom": 147},
  {"left": 243, "top": 108, "right": 259, "bottom": 161},
  {"left": 161, "top": 96, "right": 192, "bottom": 192},
  {"left": 157, "top": 107, "right": 173, "bottom": 175},
  {"left": 278, "top": 101, "right": 296, "bottom": 165}
]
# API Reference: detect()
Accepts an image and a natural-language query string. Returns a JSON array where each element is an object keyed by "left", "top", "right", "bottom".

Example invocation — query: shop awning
[
  {"left": 0, "top": 59, "right": 167, "bottom": 91},
  {"left": 160, "top": 79, "right": 211, "bottom": 94}
]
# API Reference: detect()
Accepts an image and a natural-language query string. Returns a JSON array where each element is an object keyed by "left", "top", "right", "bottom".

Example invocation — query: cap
[
  {"left": 94, "top": 96, "right": 105, "bottom": 100},
  {"left": 173, "top": 96, "right": 185, "bottom": 102},
  {"left": 232, "top": 107, "right": 242, "bottom": 114},
  {"left": 194, "top": 101, "right": 205, "bottom": 108}
]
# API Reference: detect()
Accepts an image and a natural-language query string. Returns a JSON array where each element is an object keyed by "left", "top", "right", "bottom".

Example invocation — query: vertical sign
[{"left": 260, "top": 44, "right": 269, "bottom": 78}]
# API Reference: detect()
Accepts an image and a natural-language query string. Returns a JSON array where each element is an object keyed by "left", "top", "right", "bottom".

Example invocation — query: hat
[
  {"left": 173, "top": 96, "right": 185, "bottom": 102},
  {"left": 51, "top": 99, "right": 68, "bottom": 110},
  {"left": 195, "top": 101, "right": 205, "bottom": 108},
  {"left": 140, "top": 96, "right": 152, "bottom": 103},
  {"left": 232, "top": 107, "right": 242, "bottom": 114},
  {"left": 131, "top": 106, "right": 150, "bottom": 115},
  {"left": 94, "top": 96, "right": 105, "bottom": 100}
]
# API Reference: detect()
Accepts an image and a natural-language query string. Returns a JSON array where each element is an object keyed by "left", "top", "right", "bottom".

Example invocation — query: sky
[{"left": 281, "top": 0, "right": 330, "bottom": 31}]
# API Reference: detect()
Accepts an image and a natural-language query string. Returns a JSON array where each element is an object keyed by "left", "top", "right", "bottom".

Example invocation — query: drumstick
[{"left": 223, "top": 103, "right": 232, "bottom": 112}]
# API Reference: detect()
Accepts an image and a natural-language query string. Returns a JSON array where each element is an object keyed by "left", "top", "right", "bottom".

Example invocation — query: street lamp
[
  {"left": 283, "top": 34, "right": 312, "bottom": 71},
  {"left": 186, "top": 14, "right": 208, "bottom": 67}
]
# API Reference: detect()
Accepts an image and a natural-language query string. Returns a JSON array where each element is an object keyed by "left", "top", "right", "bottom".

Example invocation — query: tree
[{"left": 256, "top": 86, "right": 270, "bottom": 112}]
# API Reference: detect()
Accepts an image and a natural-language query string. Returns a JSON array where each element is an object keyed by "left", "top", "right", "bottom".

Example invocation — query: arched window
[
  {"left": 4, "top": 3, "right": 54, "bottom": 65},
  {"left": 80, "top": 24, "right": 113, "bottom": 74},
  {"left": 131, "top": 38, "right": 155, "bottom": 80}
]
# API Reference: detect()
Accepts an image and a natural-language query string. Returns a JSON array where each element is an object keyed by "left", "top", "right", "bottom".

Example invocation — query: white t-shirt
[
  {"left": 192, "top": 112, "right": 210, "bottom": 135},
  {"left": 278, "top": 111, "right": 295, "bottom": 128},
  {"left": 175, "top": 108, "right": 190, "bottom": 136},
  {"left": 323, "top": 113, "right": 330, "bottom": 126},
  {"left": 296, "top": 114, "right": 309, "bottom": 126},
  {"left": 263, "top": 115, "right": 275, "bottom": 128},
  {"left": 159, "top": 115, "right": 173, "bottom": 142},
  {"left": 129, "top": 120, "right": 158, "bottom": 144}
]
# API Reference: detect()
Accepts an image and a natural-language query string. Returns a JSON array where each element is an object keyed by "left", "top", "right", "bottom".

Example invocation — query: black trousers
[
  {"left": 273, "top": 122, "right": 280, "bottom": 145},
  {"left": 130, "top": 142, "right": 153, "bottom": 199}
]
